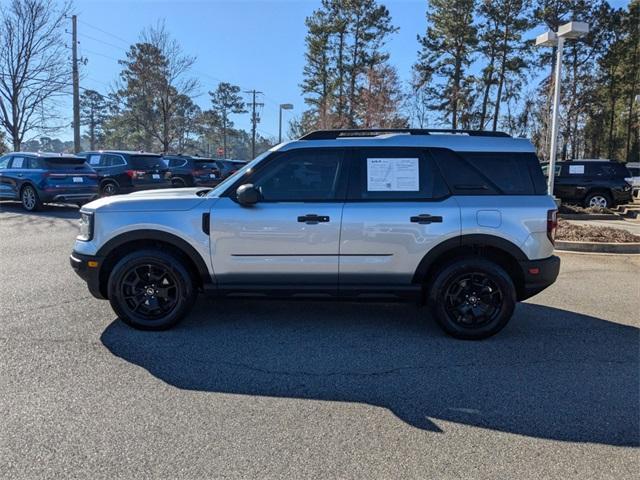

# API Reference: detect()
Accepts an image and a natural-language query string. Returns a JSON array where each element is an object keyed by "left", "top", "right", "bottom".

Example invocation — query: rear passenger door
[{"left": 339, "top": 148, "right": 460, "bottom": 290}]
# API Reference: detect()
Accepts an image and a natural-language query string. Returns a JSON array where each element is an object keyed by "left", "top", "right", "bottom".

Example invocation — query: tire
[
  {"left": 107, "top": 249, "right": 197, "bottom": 330},
  {"left": 584, "top": 191, "right": 611, "bottom": 209},
  {"left": 427, "top": 257, "right": 516, "bottom": 340},
  {"left": 101, "top": 181, "right": 118, "bottom": 197},
  {"left": 21, "top": 184, "right": 43, "bottom": 212}
]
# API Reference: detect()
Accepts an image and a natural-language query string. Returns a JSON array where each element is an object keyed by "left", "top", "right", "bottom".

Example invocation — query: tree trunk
[{"left": 492, "top": 22, "right": 510, "bottom": 132}]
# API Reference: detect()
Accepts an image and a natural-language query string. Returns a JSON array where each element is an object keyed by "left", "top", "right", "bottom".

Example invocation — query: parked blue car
[{"left": 0, "top": 152, "right": 99, "bottom": 211}]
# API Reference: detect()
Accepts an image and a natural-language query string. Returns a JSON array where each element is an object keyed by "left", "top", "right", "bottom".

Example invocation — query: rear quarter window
[
  {"left": 460, "top": 152, "right": 543, "bottom": 195},
  {"left": 129, "top": 155, "right": 165, "bottom": 169}
]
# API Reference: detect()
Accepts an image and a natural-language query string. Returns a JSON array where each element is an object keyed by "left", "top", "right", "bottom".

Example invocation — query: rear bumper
[
  {"left": 518, "top": 255, "right": 561, "bottom": 301},
  {"left": 70, "top": 251, "right": 105, "bottom": 299}
]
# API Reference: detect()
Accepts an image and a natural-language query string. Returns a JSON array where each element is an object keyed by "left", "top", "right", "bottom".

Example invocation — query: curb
[
  {"left": 558, "top": 213, "right": 620, "bottom": 221},
  {"left": 555, "top": 240, "right": 640, "bottom": 254}
]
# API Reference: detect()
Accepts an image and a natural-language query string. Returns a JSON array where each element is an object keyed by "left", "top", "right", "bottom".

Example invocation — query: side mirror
[{"left": 236, "top": 184, "right": 260, "bottom": 206}]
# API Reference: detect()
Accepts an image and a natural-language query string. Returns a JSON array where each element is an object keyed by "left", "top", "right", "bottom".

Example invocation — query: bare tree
[{"left": 0, "top": 0, "right": 71, "bottom": 150}]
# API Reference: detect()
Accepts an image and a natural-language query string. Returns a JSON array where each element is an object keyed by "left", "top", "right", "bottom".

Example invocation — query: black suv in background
[
  {"left": 163, "top": 155, "right": 221, "bottom": 187},
  {"left": 215, "top": 159, "right": 246, "bottom": 179},
  {"left": 544, "top": 160, "right": 633, "bottom": 208},
  {"left": 79, "top": 151, "right": 171, "bottom": 196}
]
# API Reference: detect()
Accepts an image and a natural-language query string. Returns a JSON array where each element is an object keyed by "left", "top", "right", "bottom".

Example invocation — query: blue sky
[{"left": 59, "top": 0, "right": 629, "bottom": 143}]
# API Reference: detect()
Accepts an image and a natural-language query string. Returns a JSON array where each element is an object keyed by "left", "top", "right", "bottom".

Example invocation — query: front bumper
[
  {"left": 70, "top": 251, "right": 105, "bottom": 299},
  {"left": 518, "top": 255, "right": 561, "bottom": 300}
]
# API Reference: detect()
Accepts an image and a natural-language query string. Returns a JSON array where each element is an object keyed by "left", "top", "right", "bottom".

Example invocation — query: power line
[
  {"left": 78, "top": 32, "right": 125, "bottom": 51},
  {"left": 78, "top": 19, "right": 131, "bottom": 46}
]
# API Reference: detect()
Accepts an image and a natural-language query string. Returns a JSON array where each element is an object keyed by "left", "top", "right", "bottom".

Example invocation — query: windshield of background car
[
  {"left": 207, "top": 150, "right": 271, "bottom": 197},
  {"left": 129, "top": 155, "right": 166, "bottom": 169}
]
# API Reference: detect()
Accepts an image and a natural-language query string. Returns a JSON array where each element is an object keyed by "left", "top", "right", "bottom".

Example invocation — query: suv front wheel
[
  {"left": 108, "top": 249, "right": 197, "bottom": 330},
  {"left": 428, "top": 257, "right": 516, "bottom": 340}
]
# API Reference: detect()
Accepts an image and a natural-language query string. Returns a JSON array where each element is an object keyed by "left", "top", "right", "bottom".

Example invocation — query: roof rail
[{"left": 299, "top": 128, "right": 511, "bottom": 140}]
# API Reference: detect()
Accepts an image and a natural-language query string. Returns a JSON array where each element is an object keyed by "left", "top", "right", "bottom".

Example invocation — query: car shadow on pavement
[
  {"left": 0, "top": 201, "right": 80, "bottom": 220},
  {"left": 101, "top": 300, "right": 639, "bottom": 446}
]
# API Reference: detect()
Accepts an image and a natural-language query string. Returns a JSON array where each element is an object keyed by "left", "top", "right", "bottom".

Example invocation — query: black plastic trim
[
  {"left": 96, "top": 230, "right": 212, "bottom": 286},
  {"left": 412, "top": 234, "right": 528, "bottom": 284}
]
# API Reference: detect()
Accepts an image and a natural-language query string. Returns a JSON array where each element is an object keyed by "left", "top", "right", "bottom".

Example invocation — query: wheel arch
[
  {"left": 413, "top": 234, "right": 527, "bottom": 300},
  {"left": 96, "top": 229, "right": 212, "bottom": 299}
]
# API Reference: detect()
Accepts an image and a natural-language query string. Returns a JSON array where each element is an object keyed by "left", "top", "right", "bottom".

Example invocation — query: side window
[
  {"left": 105, "top": 154, "right": 125, "bottom": 167},
  {"left": 252, "top": 149, "right": 345, "bottom": 201},
  {"left": 0, "top": 156, "right": 10, "bottom": 169},
  {"left": 88, "top": 154, "right": 102, "bottom": 167},
  {"left": 10, "top": 156, "right": 25, "bottom": 169},
  {"left": 348, "top": 148, "right": 449, "bottom": 200},
  {"left": 430, "top": 148, "right": 499, "bottom": 195},
  {"left": 461, "top": 152, "right": 538, "bottom": 195}
]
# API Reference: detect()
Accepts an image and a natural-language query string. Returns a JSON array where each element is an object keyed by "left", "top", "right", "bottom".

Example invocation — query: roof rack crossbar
[{"left": 300, "top": 128, "right": 511, "bottom": 140}]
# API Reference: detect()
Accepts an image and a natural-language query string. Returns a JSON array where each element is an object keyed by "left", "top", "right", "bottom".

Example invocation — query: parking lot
[{"left": 1, "top": 202, "right": 638, "bottom": 479}]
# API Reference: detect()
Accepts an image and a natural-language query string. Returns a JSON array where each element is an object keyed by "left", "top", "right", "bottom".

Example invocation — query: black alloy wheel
[
  {"left": 428, "top": 257, "right": 516, "bottom": 340},
  {"left": 108, "top": 249, "right": 197, "bottom": 330}
]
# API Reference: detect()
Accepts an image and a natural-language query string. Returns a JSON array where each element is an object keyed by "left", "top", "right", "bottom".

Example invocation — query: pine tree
[
  {"left": 209, "top": 82, "right": 246, "bottom": 159},
  {"left": 80, "top": 90, "right": 108, "bottom": 150},
  {"left": 414, "top": 0, "right": 478, "bottom": 129}
]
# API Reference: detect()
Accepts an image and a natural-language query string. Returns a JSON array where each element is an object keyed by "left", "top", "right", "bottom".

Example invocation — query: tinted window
[
  {"left": 0, "top": 156, "right": 9, "bottom": 169},
  {"left": 430, "top": 149, "right": 499, "bottom": 195},
  {"left": 628, "top": 167, "right": 640, "bottom": 176},
  {"left": 460, "top": 152, "right": 542, "bottom": 194},
  {"left": 129, "top": 155, "right": 165, "bottom": 169},
  {"left": 586, "top": 163, "right": 629, "bottom": 178},
  {"left": 43, "top": 157, "right": 88, "bottom": 170},
  {"left": 348, "top": 148, "right": 449, "bottom": 200},
  {"left": 194, "top": 160, "right": 218, "bottom": 169},
  {"left": 253, "top": 149, "right": 344, "bottom": 201}
]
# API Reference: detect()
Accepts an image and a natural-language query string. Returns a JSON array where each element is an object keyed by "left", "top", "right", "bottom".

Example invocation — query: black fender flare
[
  {"left": 412, "top": 234, "right": 527, "bottom": 284},
  {"left": 96, "top": 229, "right": 212, "bottom": 286}
]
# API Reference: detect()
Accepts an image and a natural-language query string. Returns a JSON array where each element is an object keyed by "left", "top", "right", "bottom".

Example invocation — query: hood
[{"left": 82, "top": 187, "right": 211, "bottom": 213}]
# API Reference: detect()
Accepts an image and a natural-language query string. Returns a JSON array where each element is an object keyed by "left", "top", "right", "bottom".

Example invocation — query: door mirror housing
[{"left": 236, "top": 184, "right": 260, "bottom": 206}]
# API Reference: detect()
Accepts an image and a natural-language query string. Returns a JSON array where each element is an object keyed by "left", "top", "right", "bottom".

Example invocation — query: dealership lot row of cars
[{"left": 0, "top": 150, "right": 246, "bottom": 211}]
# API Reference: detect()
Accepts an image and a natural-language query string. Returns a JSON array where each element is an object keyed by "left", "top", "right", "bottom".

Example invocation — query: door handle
[
  {"left": 297, "top": 214, "right": 330, "bottom": 224},
  {"left": 410, "top": 214, "right": 443, "bottom": 224}
]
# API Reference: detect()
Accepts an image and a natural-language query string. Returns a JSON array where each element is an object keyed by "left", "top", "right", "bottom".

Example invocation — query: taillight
[
  {"left": 547, "top": 209, "right": 558, "bottom": 245},
  {"left": 126, "top": 170, "right": 145, "bottom": 178}
]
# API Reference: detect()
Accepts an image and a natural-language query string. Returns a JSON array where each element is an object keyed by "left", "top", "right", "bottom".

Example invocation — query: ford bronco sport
[{"left": 70, "top": 129, "right": 560, "bottom": 339}]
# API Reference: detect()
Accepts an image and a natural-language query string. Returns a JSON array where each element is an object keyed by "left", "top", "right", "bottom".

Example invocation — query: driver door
[{"left": 209, "top": 148, "right": 347, "bottom": 293}]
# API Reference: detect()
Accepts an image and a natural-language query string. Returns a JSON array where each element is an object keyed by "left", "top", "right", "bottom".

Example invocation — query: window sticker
[
  {"left": 12, "top": 157, "right": 23, "bottom": 168},
  {"left": 89, "top": 154, "right": 101, "bottom": 165},
  {"left": 569, "top": 165, "right": 584, "bottom": 174},
  {"left": 367, "top": 157, "right": 419, "bottom": 191}
]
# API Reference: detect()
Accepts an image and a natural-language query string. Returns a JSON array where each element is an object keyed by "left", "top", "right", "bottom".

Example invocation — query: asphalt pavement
[{"left": 1, "top": 202, "right": 638, "bottom": 479}]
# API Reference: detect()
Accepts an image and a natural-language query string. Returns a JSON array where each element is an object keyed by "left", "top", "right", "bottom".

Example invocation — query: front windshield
[{"left": 207, "top": 150, "right": 272, "bottom": 197}]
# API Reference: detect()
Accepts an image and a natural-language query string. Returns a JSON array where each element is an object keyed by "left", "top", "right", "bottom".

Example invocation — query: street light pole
[
  {"left": 547, "top": 36, "right": 565, "bottom": 197},
  {"left": 278, "top": 103, "right": 293, "bottom": 144},
  {"left": 536, "top": 21, "right": 589, "bottom": 196}
]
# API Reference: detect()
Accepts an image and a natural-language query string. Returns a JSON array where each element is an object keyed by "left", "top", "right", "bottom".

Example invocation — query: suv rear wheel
[
  {"left": 107, "top": 249, "right": 197, "bottom": 330},
  {"left": 21, "top": 185, "right": 42, "bottom": 211},
  {"left": 101, "top": 181, "right": 118, "bottom": 196},
  {"left": 584, "top": 191, "right": 612, "bottom": 209},
  {"left": 428, "top": 257, "right": 516, "bottom": 340}
]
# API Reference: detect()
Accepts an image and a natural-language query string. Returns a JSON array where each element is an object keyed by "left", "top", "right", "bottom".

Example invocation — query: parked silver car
[{"left": 70, "top": 129, "right": 560, "bottom": 339}]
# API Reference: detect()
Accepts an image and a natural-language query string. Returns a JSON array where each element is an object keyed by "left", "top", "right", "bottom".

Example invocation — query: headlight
[{"left": 77, "top": 212, "right": 94, "bottom": 241}]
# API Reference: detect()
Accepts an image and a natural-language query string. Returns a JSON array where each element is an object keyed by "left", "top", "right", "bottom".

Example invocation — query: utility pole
[
  {"left": 244, "top": 90, "right": 263, "bottom": 159},
  {"left": 71, "top": 15, "right": 81, "bottom": 153}
]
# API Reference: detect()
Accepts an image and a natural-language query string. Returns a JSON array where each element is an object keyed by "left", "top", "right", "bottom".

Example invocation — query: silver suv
[{"left": 70, "top": 129, "right": 560, "bottom": 339}]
